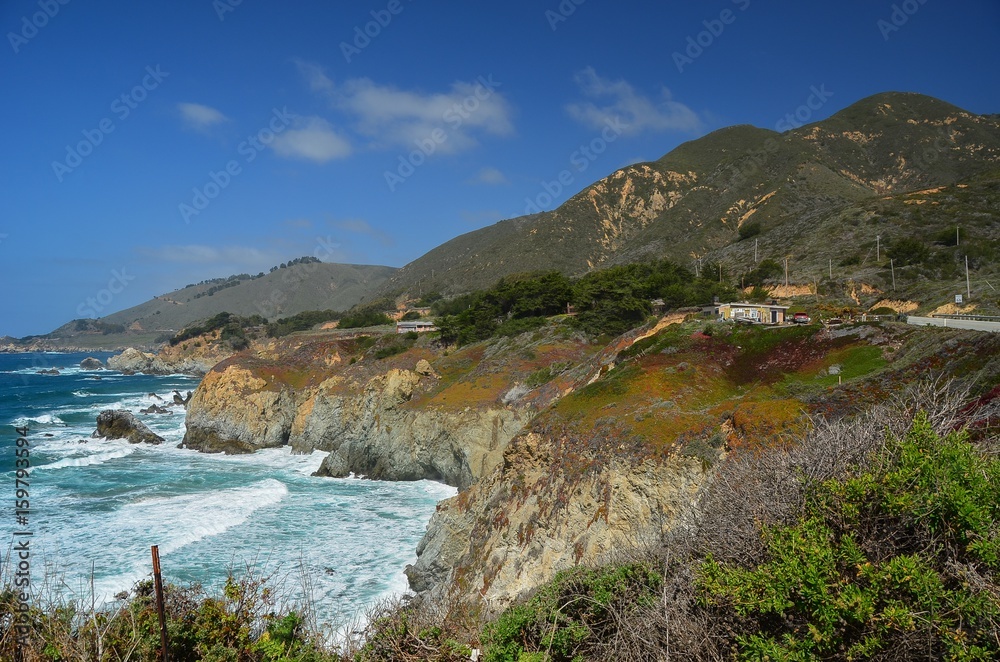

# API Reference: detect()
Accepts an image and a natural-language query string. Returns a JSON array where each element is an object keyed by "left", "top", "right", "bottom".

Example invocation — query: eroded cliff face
[
  {"left": 179, "top": 331, "right": 586, "bottom": 487},
  {"left": 406, "top": 428, "right": 710, "bottom": 615},
  {"left": 182, "top": 365, "right": 295, "bottom": 453},
  {"left": 289, "top": 369, "right": 529, "bottom": 490}
]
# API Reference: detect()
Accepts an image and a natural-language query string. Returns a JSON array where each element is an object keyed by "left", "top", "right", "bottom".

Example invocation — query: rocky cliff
[
  {"left": 179, "top": 318, "right": 746, "bottom": 610},
  {"left": 407, "top": 430, "right": 710, "bottom": 615},
  {"left": 178, "top": 329, "right": 597, "bottom": 487}
]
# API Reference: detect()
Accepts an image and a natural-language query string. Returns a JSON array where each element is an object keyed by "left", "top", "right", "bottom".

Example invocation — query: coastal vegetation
[{"left": 435, "top": 261, "right": 737, "bottom": 345}]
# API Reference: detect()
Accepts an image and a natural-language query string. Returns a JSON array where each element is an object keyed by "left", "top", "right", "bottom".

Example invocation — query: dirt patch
[
  {"left": 767, "top": 284, "right": 815, "bottom": 298},
  {"left": 930, "top": 302, "right": 978, "bottom": 316},
  {"left": 870, "top": 299, "right": 919, "bottom": 314}
]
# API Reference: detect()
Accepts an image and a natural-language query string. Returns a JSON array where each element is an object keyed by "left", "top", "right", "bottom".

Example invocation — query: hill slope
[
  {"left": 25, "top": 262, "right": 396, "bottom": 350},
  {"left": 99, "top": 262, "right": 396, "bottom": 331},
  {"left": 382, "top": 92, "right": 1000, "bottom": 298}
]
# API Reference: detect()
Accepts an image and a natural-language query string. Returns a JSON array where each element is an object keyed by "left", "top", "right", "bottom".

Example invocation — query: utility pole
[
  {"left": 754, "top": 238, "right": 758, "bottom": 263},
  {"left": 719, "top": 262, "right": 723, "bottom": 284},
  {"left": 966, "top": 255, "right": 971, "bottom": 299},
  {"left": 957, "top": 226, "right": 960, "bottom": 247},
  {"left": 876, "top": 235, "right": 881, "bottom": 262},
  {"left": 784, "top": 257, "right": 789, "bottom": 287},
  {"left": 891, "top": 258, "right": 896, "bottom": 291},
  {"left": 829, "top": 258, "right": 832, "bottom": 279}
]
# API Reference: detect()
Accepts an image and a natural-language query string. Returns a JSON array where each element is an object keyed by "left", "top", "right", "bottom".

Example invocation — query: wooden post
[
  {"left": 151, "top": 546, "right": 170, "bottom": 662},
  {"left": 891, "top": 259, "right": 896, "bottom": 291}
]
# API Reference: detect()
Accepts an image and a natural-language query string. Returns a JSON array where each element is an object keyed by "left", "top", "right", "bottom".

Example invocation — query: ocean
[{"left": 0, "top": 352, "right": 454, "bottom": 633}]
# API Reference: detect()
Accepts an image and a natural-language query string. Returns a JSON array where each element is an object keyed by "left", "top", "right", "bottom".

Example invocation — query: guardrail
[
  {"left": 932, "top": 313, "right": 1000, "bottom": 322},
  {"left": 907, "top": 316, "right": 1000, "bottom": 333}
]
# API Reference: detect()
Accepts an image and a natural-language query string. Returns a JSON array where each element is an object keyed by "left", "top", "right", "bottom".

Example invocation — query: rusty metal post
[{"left": 151, "top": 545, "right": 170, "bottom": 662}]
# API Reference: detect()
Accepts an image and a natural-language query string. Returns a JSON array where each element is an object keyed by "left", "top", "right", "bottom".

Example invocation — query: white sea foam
[
  {"left": 10, "top": 413, "right": 65, "bottom": 426},
  {"left": 117, "top": 478, "right": 289, "bottom": 554},
  {"left": 41, "top": 446, "right": 136, "bottom": 470}
]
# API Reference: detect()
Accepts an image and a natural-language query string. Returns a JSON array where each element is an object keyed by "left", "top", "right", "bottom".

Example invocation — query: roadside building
[
  {"left": 396, "top": 320, "right": 438, "bottom": 334},
  {"left": 717, "top": 302, "right": 789, "bottom": 325}
]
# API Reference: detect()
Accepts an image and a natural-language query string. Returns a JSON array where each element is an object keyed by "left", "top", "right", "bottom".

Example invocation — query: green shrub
[
  {"left": 738, "top": 221, "right": 761, "bottom": 241},
  {"left": 698, "top": 414, "right": 1000, "bottom": 660},
  {"left": 887, "top": 237, "right": 930, "bottom": 266},
  {"left": 336, "top": 309, "right": 393, "bottom": 329},
  {"left": 482, "top": 564, "right": 662, "bottom": 662}
]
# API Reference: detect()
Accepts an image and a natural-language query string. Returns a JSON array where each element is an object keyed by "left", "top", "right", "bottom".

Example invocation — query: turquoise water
[{"left": 0, "top": 352, "right": 454, "bottom": 633}]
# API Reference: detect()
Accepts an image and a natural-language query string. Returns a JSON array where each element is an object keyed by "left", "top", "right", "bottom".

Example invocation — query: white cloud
[
  {"left": 566, "top": 68, "right": 701, "bottom": 135},
  {"left": 177, "top": 102, "right": 229, "bottom": 130},
  {"left": 270, "top": 116, "right": 352, "bottom": 163},
  {"left": 471, "top": 167, "right": 508, "bottom": 185},
  {"left": 294, "top": 60, "right": 515, "bottom": 154}
]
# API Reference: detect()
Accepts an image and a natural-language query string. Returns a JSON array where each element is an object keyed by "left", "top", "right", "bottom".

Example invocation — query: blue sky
[{"left": 2, "top": 0, "right": 998, "bottom": 337}]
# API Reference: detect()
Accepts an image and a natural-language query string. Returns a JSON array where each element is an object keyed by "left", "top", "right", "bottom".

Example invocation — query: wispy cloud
[
  {"left": 330, "top": 218, "right": 394, "bottom": 247},
  {"left": 177, "top": 102, "right": 229, "bottom": 130},
  {"left": 270, "top": 116, "right": 352, "bottom": 163},
  {"left": 294, "top": 60, "right": 515, "bottom": 154},
  {"left": 471, "top": 166, "right": 508, "bottom": 185},
  {"left": 566, "top": 67, "right": 701, "bottom": 134}
]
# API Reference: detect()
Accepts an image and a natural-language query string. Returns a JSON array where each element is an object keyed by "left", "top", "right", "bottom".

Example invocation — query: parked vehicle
[{"left": 792, "top": 312, "right": 811, "bottom": 324}]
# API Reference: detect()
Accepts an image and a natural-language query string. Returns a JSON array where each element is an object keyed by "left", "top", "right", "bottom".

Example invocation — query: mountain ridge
[{"left": 380, "top": 91, "right": 1000, "bottom": 299}]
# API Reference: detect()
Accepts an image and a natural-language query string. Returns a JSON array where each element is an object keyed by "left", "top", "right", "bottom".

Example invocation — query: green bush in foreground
[
  {"left": 482, "top": 564, "right": 662, "bottom": 662},
  {"left": 1, "top": 572, "right": 339, "bottom": 662},
  {"left": 698, "top": 413, "right": 1000, "bottom": 660}
]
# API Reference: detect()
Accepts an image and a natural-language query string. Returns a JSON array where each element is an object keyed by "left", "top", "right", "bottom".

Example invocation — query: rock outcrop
[
  {"left": 295, "top": 369, "right": 527, "bottom": 489},
  {"left": 93, "top": 409, "right": 164, "bottom": 444},
  {"left": 80, "top": 357, "right": 104, "bottom": 370},
  {"left": 182, "top": 366, "right": 295, "bottom": 454},
  {"left": 108, "top": 348, "right": 167, "bottom": 375},
  {"left": 406, "top": 431, "right": 710, "bottom": 614},
  {"left": 108, "top": 343, "right": 233, "bottom": 376},
  {"left": 182, "top": 361, "right": 527, "bottom": 486}
]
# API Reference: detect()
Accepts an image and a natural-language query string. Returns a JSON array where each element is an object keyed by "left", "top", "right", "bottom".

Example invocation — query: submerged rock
[{"left": 93, "top": 409, "right": 164, "bottom": 445}]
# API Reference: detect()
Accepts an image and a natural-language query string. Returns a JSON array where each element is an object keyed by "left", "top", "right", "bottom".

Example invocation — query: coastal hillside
[
  {"left": 382, "top": 92, "right": 1000, "bottom": 299},
  {"left": 7, "top": 261, "right": 396, "bottom": 351},
  {"left": 179, "top": 312, "right": 1000, "bottom": 622}
]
